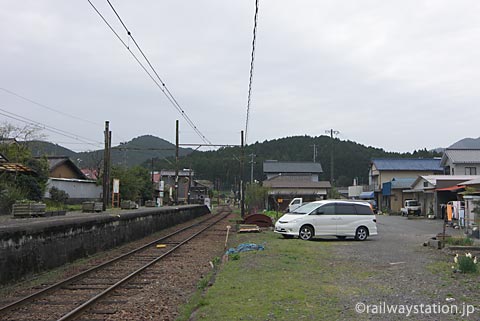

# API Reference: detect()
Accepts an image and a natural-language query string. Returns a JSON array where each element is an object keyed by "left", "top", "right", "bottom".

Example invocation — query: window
[
  {"left": 315, "top": 204, "right": 335, "bottom": 215},
  {"left": 335, "top": 204, "right": 357, "bottom": 215},
  {"left": 465, "top": 167, "right": 477, "bottom": 175},
  {"left": 354, "top": 204, "right": 373, "bottom": 215},
  {"left": 423, "top": 181, "right": 429, "bottom": 188}
]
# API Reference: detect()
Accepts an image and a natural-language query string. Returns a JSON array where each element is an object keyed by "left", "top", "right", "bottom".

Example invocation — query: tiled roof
[
  {"left": 372, "top": 158, "right": 443, "bottom": 171},
  {"left": 413, "top": 175, "right": 480, "bottom": 188},
  {"left": 391, "top": 177, "right": 416, "bottom": 189},
  {"left": 263, "top": 175, "right": 330, "bottom": 188},
  {"left": 0, "top": 163, "right": 35, "bottom": 174},
  {"left": 442, "top": 149, "right": 480, "bottom": 164},
  {"left": 42, "top": 156, "right": 87, "bottom": 179},
  {"left": 263, "top": 161, "right": 323, "bottom": 173}
]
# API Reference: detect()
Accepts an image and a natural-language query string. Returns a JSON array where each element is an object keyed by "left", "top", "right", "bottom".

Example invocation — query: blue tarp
[
  {"left": 226, "top": 243, "right": 265, "bottom": 255},
  {"left": 359, "top": 191, "right": 374, "bottom": 199}
]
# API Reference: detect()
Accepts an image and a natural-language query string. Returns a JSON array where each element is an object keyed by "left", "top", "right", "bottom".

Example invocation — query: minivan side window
[
  {"left": 314, "top": 204, "right": 335, "bottom": 215},
  {"left": 335, "top": 204, "right": 356, "bottom": 215},
  {"left": 354, "top": 204, "right": 374, "bottom": 215}
]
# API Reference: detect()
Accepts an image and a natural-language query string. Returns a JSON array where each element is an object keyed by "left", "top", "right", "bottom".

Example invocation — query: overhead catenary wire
[
  {"left": 87, "top": 0, "right": 212, "bottom": 145},
  {"left": 105, "top": 0, "right": 212, "bottom": 145},
  {"left": 244, "top": 0, "right": 260, "bottom": 144}
]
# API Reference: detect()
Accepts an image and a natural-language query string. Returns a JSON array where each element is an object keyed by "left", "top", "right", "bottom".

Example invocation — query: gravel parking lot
[{"left": 332, "top": 215, "right": 480, "bottom": 320}]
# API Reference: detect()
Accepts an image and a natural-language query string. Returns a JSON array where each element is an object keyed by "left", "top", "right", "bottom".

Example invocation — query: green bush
[
  {"left": 458, "top": 256, "right": 477, "bottom": 273},
  {"left": 49, "top": 186, "right": 69, "bottom": 204},
  {"left": 0, "top": 183, "right": 27, "bottom": 215},
  {"left": 453, "top": 253, "right": 478, "bottom": 273}
]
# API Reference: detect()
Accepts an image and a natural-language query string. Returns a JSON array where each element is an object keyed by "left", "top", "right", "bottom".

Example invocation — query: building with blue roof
[
  {"left": 382, "top": 177, "right": 417, "bottom": 213},
  {"left": 369, "top": 158, "right": 443, "bottom": 212}
]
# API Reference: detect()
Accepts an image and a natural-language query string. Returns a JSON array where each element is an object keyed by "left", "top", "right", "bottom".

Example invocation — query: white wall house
[
  {"left": 45, "top": 178, "right": 102, "bottom": 202},
  {"left": 441, "top": 149, "right": 480, "bottom": 176}
]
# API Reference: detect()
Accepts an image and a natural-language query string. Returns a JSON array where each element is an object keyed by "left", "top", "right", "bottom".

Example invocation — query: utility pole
[
  {"left": 151, "top": 158, "right": 155, "bottom": 201},
  {"left": 175, "top": 120, "right": 179, "bottom": 205},
  {"left": 240, "top": 131, "right": 245, "bottom": 218},
  {"left": 102, "top": 121, "right": 110, "bottom": 211},
  {"left": 311, "top": 144, "right": 318, "bottom": 162},
  {"left": 249, "top": 153, "right": 256, "bottom": 183},
  {"left": 325, "top": 129, "right": 339, "bottom": 189},
  {"left": 107, "top": 128, "right": 111, "bottom": 206}
]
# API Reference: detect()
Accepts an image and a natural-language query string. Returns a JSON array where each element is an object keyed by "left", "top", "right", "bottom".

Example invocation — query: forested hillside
[
  {"left": 27, "top": 134, "right": 442, "bottom": 191},
  {"left": 150, "top": 135, "right": 442, "bottom": 190},
  {"left": 27, "top": 135, "right": 193, "bottom": 167}
]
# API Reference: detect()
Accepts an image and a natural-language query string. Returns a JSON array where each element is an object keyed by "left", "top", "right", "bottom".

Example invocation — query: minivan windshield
[
  {"left": 290, "top": 202, "right": 319, "bottom": 214},
  {"left": 406, "top": 200, "right": 419, "bottom": 206}
]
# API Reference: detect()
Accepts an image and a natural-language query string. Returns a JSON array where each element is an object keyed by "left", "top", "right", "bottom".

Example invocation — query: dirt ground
[{"left": 332, "top": 215, "right": 480, "bottom": 320}]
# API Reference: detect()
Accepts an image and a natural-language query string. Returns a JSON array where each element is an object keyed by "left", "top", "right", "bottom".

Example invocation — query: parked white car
[{"left": 274, "top": 200, "right": 378, "bottom": 241}]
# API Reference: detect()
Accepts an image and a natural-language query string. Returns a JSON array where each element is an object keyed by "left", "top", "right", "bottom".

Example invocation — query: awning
[
  {"left": 359, "top": 191, "right": 374, "bottom": 199},
  {"left": 436, "top": 185, "right": 466, "bottom": 192},
  {"left": 403, "top": 188, "right": 434, "bottom": 193}
]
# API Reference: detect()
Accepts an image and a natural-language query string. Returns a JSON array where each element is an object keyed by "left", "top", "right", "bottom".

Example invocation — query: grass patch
[
  {"left": 444, "top": 237, "right": 474, "bottom": 246},
  {"left": 262, "top": 210, "right": 283, "bottom": 220},
  {"left": 426, "top": 260, "right": 452, "bottom": 276},
  {"left": 188, "top": 231, "right": 366, "bottom": 321}
]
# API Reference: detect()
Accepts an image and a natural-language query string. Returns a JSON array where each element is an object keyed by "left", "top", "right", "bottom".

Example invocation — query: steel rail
[
  {"left": 0, "top": 207, "right": 229, "bottom": 315},
  {"left": 57, "top": 208, "right": 231, "bottom": 321}
]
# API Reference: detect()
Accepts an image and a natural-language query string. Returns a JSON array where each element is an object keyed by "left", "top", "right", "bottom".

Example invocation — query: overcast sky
[{"left": 1, "top": 0, "right": 479, "bottom": 153}]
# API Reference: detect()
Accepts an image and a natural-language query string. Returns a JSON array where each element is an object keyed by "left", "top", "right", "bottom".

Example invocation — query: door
[
  {"left": 335, "top": 203, "right": 357, "bottom": 235},
  {"left": 309, "top": 203, "right": 337, "bottom": 235}
]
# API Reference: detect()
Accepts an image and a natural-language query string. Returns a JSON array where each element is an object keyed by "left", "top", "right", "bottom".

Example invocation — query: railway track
[{"left": 0, "top": 206, "right": 233, "bottom": 321}]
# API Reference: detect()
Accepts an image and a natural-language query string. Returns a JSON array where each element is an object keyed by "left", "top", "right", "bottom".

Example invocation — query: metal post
[{"left": 187, "top": 166, "right": 192, "bottom": 204}]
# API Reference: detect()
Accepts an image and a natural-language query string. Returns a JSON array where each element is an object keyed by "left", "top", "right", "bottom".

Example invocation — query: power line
[
  {"left": 0, "top": 87, "right": 102, "bottom": 126},
  {"left": 87, "top": 0, "right": 211, "bottom": 145},
  {"left": 0, "top": 107, "right": 103, "bottom": 148},
  {"left": 244, "top": 0, "right": 260, "bottom": 144}
]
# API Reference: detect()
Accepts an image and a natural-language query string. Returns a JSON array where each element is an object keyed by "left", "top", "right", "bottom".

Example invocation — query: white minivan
[{"left": 274, "top": 200, "right": 378, "bottom": 241}]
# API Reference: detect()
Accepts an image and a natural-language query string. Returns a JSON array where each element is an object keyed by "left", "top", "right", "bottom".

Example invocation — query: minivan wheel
[
  {"left": 299, "top": 225, "right": 314, "bottom": 241},
  {"left": 355, "top": 226, "right": 368, "bottom": 241}
]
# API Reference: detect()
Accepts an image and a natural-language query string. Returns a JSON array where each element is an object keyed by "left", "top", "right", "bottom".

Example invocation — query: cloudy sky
[{"left": 1, "top": 0, "right": 479, "bottom": 153}]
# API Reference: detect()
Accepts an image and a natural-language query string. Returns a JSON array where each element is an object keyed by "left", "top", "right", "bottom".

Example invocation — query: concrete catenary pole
[
  {"left": 102, "top": 121, "right": 109, "bottom": 211},
  {"left": 175, "top": 120, "right": 179, "bottom": 205}
]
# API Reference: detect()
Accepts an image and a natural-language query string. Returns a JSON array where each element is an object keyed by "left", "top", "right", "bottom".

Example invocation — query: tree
[
  {"left": 245, "top": 183, "right": 269, "bottom": 213},
  {"left": 0, "top": 122, "right": 49, "bottom": 214},
  {"left": 110, "top": 166, "right": 152, "bottom": 203}
]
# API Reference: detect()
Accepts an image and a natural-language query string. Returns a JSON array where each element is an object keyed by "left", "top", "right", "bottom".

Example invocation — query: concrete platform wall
[{"left": 0, "top": 205, "right": 210, "bottom": 285}]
